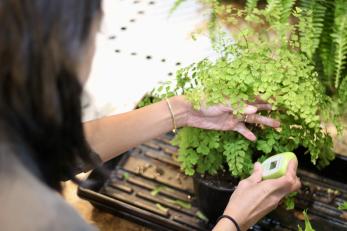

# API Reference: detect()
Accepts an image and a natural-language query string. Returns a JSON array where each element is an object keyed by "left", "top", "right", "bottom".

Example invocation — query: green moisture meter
[{"left": 261, "top": 152, "right": 297, "bottom": 180}]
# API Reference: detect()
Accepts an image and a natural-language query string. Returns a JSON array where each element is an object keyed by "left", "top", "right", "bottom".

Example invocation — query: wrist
[
  {"left": 223, "top": 209, "right": 246, "bottom": 231},
  {"left": 169, "top": 95, "right": 191, "bottom": 128},
  {"left": 213, "top": 218, "right": 238, "bottom": 231}
]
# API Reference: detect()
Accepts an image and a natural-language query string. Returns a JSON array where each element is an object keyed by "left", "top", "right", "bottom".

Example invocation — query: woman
[{"left": 0, "top": 0, "right": 300, "bottom": 230}]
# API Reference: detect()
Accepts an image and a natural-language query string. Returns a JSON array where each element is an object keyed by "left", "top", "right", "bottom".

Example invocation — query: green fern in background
[
  {"left": 298, "top": 0, "right": 327, "bottom": 60},
  {"left": 332, "top": 0, "right": 347, "bottom": 89},
  {"left": 318, "top": 1, "right": 336, "bottom": 87},
  {"left": 245, "top": 0, "right": 258, "bottom": 12},
  {"left": 299, "top": 0, "right": 347, "bottom": 109},
  {"left": 264, "top": 0, "right": 295, "bottom": 23}
]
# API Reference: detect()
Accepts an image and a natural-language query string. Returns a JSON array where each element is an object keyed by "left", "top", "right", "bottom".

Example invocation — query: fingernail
[
  {"left": 244, "top": 105, "right": 257, "bottom": 114},
  {"left": 248, "top": 134, "right": 257, "bottom": 141},
  {"left": 254, "top": 162, "right": 262, "bottom": 172}
]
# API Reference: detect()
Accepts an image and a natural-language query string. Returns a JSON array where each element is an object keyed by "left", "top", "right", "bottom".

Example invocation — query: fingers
[
  {"left": 285, "top": 159, "right": 298, "bottom": 178},
  {"left": 243, "top": 105, "right": 258, "bottom": 114},
  {"left": 233, "top": 123, "right": 257, "bottom": 141},
  {"left": 244, "top": 114, "right": 280, "bottom": 128},
  {"left": 246, "top": 162, "right": 263, "bottom": 184},
  {"left": 285, "top": 159, "right": 301, "bottom": 192}
]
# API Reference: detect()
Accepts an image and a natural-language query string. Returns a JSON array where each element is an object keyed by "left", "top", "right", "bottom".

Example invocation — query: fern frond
[
  {"left": 338, "top": 74, "right": 347, "bottom": 106},
  {"left": 333, "top": 0, "right": 347, "bottom": 88},
  {"left": 265, "top": 0, "right": 282, "bottom": 21},
  {"left": 299, "top": 0, "right": 327, "bottom": 59},
  {"left": 318, "top": 1, "right": 336, "bottom": 85},
  {"left": 245, "top": 0, "right": 259, "bottom": 12},
  {"left": 280, "top": 0, "right": 296, "bottom": 23}
]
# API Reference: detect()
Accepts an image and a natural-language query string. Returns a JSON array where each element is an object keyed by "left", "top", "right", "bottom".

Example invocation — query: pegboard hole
[
  {"left": 146, "top": 55, "right": 152, "bottom": 60},
  {"left": 121, "top": 27, "right": 127, "bottom": 31},
  {"left": 161, "top": 58, "right": 166, "bottom": 62}
]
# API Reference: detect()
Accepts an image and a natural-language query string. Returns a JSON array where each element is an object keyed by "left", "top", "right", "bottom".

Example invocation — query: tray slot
[
  {"left": 172, "top": 215, "right": 203, "bottom": 230},
  {"left": 122, "top": 155, "right": 194, "bottom": 193},
  {"left": 142, "top": 141, "right": 161, "bottom": 150},
  {"left": 104, "top": 187, "right": 170, "bottom": 218},
  {"left": 109, "top": 183, "right": 133, "bottom": 194},
  {"left": 144, "top": 150, "right": 180, "bottom": 167},
  {"left": 124, "top": 174, "right": 192, "bottom": 202},
  {"left": 136, "top": 191, "right": 197, "bottom": 216}
]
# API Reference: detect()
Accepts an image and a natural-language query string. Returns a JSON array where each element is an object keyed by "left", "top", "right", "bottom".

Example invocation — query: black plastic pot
[{"left": 193, "top": 173, "right": 239, "bottom": 224}]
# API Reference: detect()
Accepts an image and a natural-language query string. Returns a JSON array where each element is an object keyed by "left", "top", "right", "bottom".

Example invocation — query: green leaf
[
  {"left": 150, "top": 186, "right": 166, "bottom": 196},
  {"left": 155, "top": 203, "right": 169, "bottom": 213},
  {"left": 196, "top": 211, "right": 209, "bottom": 222},
  {"left": 122, "top": 172, "right": 129, "bottom": 181},
  {"left": 298, "top": 210, "right": 315, "bottom": 231},
  {"left": 284, "top": 192, "right": 297, "bottom": 210},
  {"left": 338, "top": 201, "right": 347, "bottom": 211},
  {"left": 164, "top": 198, "right": 192, "bottom": 209}
]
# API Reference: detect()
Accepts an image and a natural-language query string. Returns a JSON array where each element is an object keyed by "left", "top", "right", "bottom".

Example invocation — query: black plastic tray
[{"left": 78, "top": 134, "right": 347, "bottom": 230}]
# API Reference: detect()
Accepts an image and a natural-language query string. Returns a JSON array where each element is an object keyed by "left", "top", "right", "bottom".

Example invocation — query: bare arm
[
  {"left": 84, "top": 96, "right": 189, "bottom": 162},
  {"left": 84, "top": 95, "right": 279, "bottom": 162}
]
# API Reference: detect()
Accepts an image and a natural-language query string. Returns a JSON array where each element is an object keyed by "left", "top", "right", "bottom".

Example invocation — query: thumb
[{"left": 247, "top": 162, "right": 263, "bottom": 184}]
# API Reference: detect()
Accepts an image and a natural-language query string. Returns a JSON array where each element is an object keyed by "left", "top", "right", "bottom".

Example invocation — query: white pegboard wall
[{"left": 83, "top": 0, "right": 219, "bottom": 121}]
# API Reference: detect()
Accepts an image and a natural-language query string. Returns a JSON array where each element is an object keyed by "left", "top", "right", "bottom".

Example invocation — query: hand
[
  {"left": 182, "top": 96, "right": 280, "bottom": 141},
  {"left": 214, "top": 160, "right": 301, "bottom": 231}
]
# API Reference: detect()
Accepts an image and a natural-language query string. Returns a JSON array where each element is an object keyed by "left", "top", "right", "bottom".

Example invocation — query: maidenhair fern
[
  {"left": 163, "top": 0, "right": 341, "bottom": 178},
  {"left": 153, "top": 7, "right": 336, "bottom": 177}
]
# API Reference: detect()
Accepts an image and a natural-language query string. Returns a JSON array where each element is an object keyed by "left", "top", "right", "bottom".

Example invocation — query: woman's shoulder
[{"left": 0, "top": 155, "right": 97, "bottom": 231}]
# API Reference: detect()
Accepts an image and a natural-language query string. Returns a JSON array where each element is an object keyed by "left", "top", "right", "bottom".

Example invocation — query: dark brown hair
[{"left": 0, "top": 0, "right": 102, "bottom": 190}]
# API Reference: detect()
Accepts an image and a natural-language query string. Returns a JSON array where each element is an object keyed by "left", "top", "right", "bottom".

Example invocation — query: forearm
[{"left": 84, "top": 96, "right": 189, "bottom": 162}]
